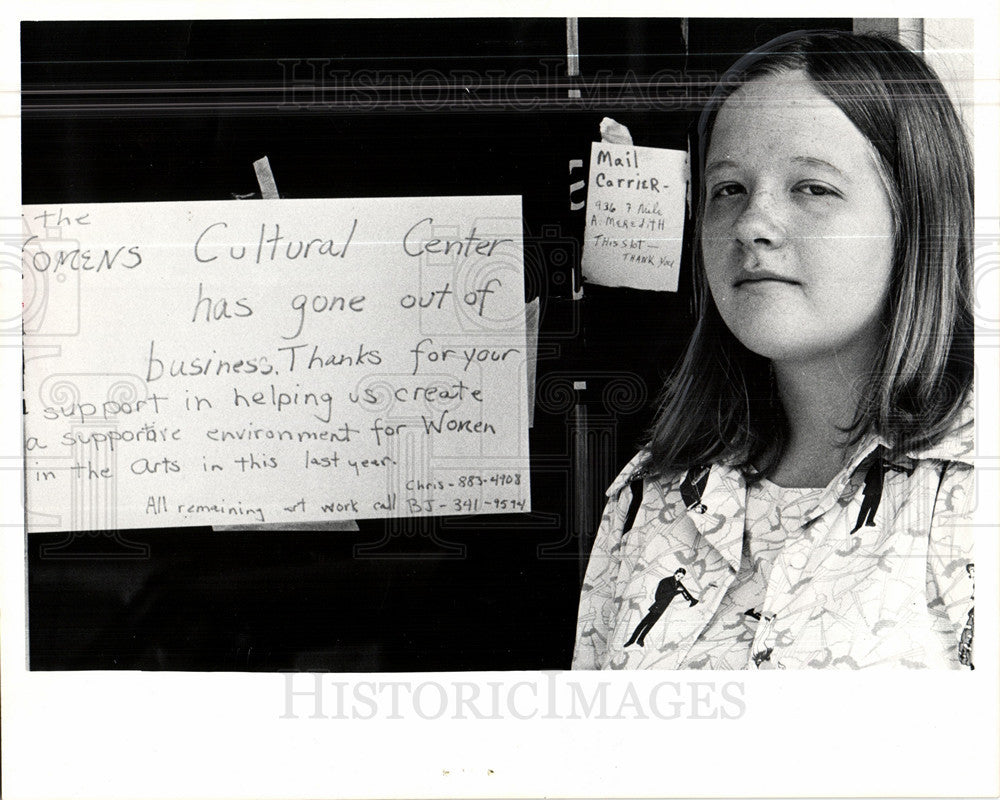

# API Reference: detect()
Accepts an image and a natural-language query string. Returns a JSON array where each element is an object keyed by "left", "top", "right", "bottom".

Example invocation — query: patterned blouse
[{"left": 572, "top": 395, "right": 975, "bottom": 670}]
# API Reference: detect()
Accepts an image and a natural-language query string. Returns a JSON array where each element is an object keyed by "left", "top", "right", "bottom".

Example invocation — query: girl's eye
[
  {"left": 710, "top": 183, "right": 744, "bottom": 199},
  {"left": 795, "top": 182, "right": 841, "bottom": 198}
]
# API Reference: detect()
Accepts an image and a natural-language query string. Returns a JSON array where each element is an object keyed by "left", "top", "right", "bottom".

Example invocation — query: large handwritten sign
[
  {"left": 22, "top": 197, "right": 530, "bottom": 531},
  {"left": 581, "top": 143, "right": 688, "bottom": 292}
]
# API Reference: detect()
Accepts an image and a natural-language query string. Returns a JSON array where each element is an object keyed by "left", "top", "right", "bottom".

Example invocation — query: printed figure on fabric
[
  {"left": 959, "top": 562, "right": 974, "bottom": 669},
  {"left": 624, "top": 568, "right": 699, "bottom": 647}
]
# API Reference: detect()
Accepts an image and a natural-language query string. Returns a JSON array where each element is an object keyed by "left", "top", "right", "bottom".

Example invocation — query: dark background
[{"left": 23, "top": 17, "right": 850, "bottom": 671}]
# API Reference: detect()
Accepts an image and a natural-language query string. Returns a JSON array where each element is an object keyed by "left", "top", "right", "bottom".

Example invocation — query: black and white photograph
[{"left": 2, "top": 3, "right": 998, "bottom": 799}]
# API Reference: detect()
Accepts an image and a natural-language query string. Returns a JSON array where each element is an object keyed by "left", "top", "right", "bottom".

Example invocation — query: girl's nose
[{"left": 733, "top": 192, "right": 786, "bottom": 250}]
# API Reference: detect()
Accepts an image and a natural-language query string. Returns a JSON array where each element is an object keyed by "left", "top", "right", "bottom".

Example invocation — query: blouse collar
[{"left": 605, "top": 389, "right": 974, "bottom": 499}]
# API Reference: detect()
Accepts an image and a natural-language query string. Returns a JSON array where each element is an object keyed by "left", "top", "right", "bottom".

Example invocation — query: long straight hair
[{"left": 645, "top": 30, "right": 974, "bottom": 480}]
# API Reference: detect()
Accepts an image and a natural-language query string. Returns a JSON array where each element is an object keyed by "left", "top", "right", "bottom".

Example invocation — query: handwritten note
[
  {"left": 22, "top": 197, "right": 530, "bottom": 531},
  {"left": 581, "top": 143, "right": 688, "bottom": 292}
]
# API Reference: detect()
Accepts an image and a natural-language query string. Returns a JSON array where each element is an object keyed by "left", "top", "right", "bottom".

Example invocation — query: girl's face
[{"left": 701, "top": 70, "right": 895, "bottom": 368}]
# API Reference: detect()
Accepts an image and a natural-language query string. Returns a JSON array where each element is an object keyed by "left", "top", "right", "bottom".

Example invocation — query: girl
[{"left": 573, "top": 30, "right": 974, "bottom": 670}]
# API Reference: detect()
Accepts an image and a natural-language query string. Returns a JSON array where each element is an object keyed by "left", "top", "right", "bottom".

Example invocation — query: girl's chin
[
  {"left": 724, "top": 320, "right": 811, "bottom": 360},
  {"left": 728, "top": 327, "right": 830, "bottom": 363}
]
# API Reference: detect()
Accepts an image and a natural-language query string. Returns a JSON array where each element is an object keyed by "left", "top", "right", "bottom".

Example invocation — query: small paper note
[{"left": 581, "top": 143, "right": 688, "bottom": 292}]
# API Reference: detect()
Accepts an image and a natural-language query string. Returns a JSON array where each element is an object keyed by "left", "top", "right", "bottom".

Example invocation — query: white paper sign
[
  {"left": 22, "top": 197, "right": 530, "bottom": 531},
  {"left": 581, "top": 143, "right": 688, "bottom": 292}
]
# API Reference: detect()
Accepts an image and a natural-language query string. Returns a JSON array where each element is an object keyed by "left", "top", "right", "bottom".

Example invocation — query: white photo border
[{"left": 2, "top": 2, "right": 998, "bottom": 799}]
